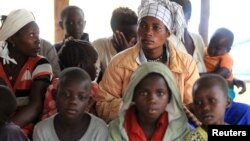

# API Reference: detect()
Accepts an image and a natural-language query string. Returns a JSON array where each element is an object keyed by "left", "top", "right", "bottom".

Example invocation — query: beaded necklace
[{"left": 147, "top": 55, "right": 163, "bottom": 62}]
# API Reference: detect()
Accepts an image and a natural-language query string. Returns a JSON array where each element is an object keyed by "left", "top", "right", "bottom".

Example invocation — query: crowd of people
[{"left": 0, "top": 0, "right": 249, "bottom": 141}]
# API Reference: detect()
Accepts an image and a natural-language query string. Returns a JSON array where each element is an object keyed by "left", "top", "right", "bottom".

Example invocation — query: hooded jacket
[{"left": 108, "top": 62, "right": 191, "bottom": 141}]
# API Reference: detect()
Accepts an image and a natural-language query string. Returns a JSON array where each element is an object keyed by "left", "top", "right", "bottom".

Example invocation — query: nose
[
  {"left": 147, "top": 93, "right": 157, "bottom": 104},
  {"left": 202, "top": 103, "right": 210, "bottom": 112},
  {"left": 68, "top": 95, "right": 78, "bottom": 105},
  {"left": 144, "top": 26, "right": 154, "bottom": 36}
]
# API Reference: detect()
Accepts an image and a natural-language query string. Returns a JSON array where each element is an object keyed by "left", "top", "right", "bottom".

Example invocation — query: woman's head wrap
[
  {"left": 138, "top": 0, "right": 186, "bottom": 41},
  {"left": 0, "top": 9, "right": 35, "bottom": 65}
]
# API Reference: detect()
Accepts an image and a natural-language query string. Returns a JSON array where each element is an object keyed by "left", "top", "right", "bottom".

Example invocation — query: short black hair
[
  {"left": 58, "top": 67, "right": 91, "bottom": 90},
  {"left": 110, "top": 7, "right": 138, "bottom": 32},
  {"left": 213, "top": 28, "right": 234, "bottom": 51},
  {"left": 193, "top": 74, "right": 229, "bottom": 97},
  {"left": 60, "top": 5, "right": 84, "bottom": 21},
  {"left": 58, "top": 38, "right": 98, "bottom": 80}
]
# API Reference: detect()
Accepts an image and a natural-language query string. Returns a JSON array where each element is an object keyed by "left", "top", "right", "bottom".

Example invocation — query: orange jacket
[{"left": 96, "top": 40, "right": 199, "bottom": 122}]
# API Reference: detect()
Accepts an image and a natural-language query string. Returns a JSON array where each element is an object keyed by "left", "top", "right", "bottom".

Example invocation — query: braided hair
[{"left": 58, "top": 37, "right": 98, "bottom": 81}]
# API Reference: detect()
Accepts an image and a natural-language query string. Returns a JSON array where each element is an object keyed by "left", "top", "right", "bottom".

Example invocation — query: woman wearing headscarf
[
  {"left": 108, "top": 62, "right": 191, "bottom": 141},
  {"left": 96, "top": 0, "right": 199, "bottom": 123},
  {"left": 0, "top": 9, "right": 52, "bottom": 137}
]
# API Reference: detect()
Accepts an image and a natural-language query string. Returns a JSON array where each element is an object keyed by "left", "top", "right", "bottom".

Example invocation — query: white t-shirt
[{"left": 33, "top": 113, "right": 108, "bottom": 141}]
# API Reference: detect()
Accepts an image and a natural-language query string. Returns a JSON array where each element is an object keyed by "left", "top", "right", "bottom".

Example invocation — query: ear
[
  {"left": 84, "top": 96, "right": 94, "bottom": 112},
  {"left": 59, "top": 21, "right": 64, "bottom": 29},
  {"left": 226, "top": 97, "right": 231, "bottom": 108}
]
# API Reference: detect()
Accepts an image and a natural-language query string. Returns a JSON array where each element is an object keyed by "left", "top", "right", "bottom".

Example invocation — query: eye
[
  {"left": 78, "top": 95, "right": 88, "bottom": 101},
  {"left": 139, "top": 91, "right": 148, "bottom": 96},
  {"left": 61, "top": 91, "right": 70, "bottom": 97},
  {"left": 209, "top": 98, "right": 216, "bottom": 104},
  {"left": 78, "top": 21, "right": 83, "bottom": 25},
  {"left": 153, "top": 25, "right": 163, "bottom": 32},
  {"left": 139, "top": 22, "right": 147, "bottom": 30},
  {"left": 156, "top": 91, "right": 166, "bottom": 96},
  {"left": 194, "top": 100, "right": 202, "bottom": 106}
]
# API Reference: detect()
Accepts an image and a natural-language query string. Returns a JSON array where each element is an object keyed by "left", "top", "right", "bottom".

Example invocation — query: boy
[
  {"left": 0, "top": 86, "right": 29, "bottom": 141},
  {"left": 108, "top": 62, "right": 190, "bottom": 141},
  {"left": 41, "top": 38, "right": 98, "bottom": 119},
  {"left": 184, "top": 74, "right": 231, "bottom": 140},
  {"left": 55, "top": 6, "right": 89, "bottom": 52},
  {"left": 92, "top": 7, "right": 138, "bottom": 82},
  {"left": 33, "top": 68, "right": 108, "bottom": 141},
  {"left": 204, "top": 28, "right": 235, "bottom": 99}
]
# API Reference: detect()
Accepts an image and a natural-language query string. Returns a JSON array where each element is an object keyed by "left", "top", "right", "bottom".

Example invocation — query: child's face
[
  {"left": 117, "top": 24, "right": 137, "bottom": 45},
  {"left": 134, "top": 74, "right": 170, "bottom": 121},
  {"left": 62, "top": 9, "right": 85, "bottom": 39},
  {"left": 208, "top": 36, "right": 230, "bottom": 57},
  {"left": 56, "top": 80, "right": 90, "bottom": 120},
  {"left": 193, "top": 85, "right": 229, "bottom": 125}
]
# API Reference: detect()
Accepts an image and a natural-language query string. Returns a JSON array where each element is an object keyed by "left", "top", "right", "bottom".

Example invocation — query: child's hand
[
  {"left": 112, "top": 30, "right": 135, "bottom": 52},
  {"left": 233, "top": 78, "right": 246, "bottom": 94}
]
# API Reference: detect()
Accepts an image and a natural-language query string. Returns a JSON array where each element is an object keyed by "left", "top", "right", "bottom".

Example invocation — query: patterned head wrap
[
  {"left": 0, "top": 9, "right": 35, "bottom": 65},
  {"left": 138, "top": 0, "right": 186, "bottom": 41}
]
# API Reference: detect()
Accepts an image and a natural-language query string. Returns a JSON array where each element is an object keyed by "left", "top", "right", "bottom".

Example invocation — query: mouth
[
  {"left": 32, "top": 48, "right": 40, "bottom": 54},
  {"left": 201, "top": 114, "right": 214, "bottom": 122},
  {"left": 141, "top": 39, "right": 154, "bottom": 45},
  {"left": 65, "top": 108, "right": 78, "bottom": 115},
  {"left": 147, "top": 107, "right": 158, "bottom": 115}
]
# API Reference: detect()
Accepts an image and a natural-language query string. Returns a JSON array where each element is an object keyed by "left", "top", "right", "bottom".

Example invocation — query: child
[
  {"left": 41, "top": 38, "right": 98, "bottom": 120},
  {"left": 0, "top": 85, "right": 29, "bottom": 141},
  {"left": 108, "top": 62, "right": 190, "bottom": 141},
  {"left": 92, "top": 7, "right": 138, "bottom": 82},
  {"left": 55, "top": 6, "right": 89, "bottom": 52},
  {"left": 204, "top": 28, "right": 235, "bottom": 99},
  {"left": 33, "top": 68, "right": 108, "bottom": 141},
  {"left": 184, "top": 74, "right": 231, "bottom": 140}
]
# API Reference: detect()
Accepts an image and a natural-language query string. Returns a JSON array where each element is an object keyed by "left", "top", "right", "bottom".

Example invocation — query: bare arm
[{"left": 11, "top": 76, "right": 50, "bottom": 127}]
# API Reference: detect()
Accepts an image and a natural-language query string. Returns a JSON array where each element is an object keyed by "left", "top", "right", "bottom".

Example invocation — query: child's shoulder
[
  {"left": 34, "top": 115, "right": 55, "bottom": 131},
  {"left": 83, "top": 114, "right": 108, "bottom": 140},
  {"left": 88, "top": 113, "right": 107, "bottom": 128}
]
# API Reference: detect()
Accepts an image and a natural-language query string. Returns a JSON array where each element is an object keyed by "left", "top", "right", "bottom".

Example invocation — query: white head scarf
[
  {"left": 138, "top": 0, "right": 186, "bottom": 41},
  {"left": 0, "top": 9, "right": 35, "bottom": 65}
]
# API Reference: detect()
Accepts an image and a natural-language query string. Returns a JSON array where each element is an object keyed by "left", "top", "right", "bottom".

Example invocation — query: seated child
[
  {"left": 184, "top": 74, "right": 231, "bottom": 140},
  {"left": 55, "top": 5, "right": 89, "bottom": 52},
  {"left": 33, "top": 68, "right": 108, "bottom": 141},
  {"left": 0, "top": 85, "right": 29, "bottom": 141},
  {"left": 41, "top": 38, "right": 98, "bottom": 120},
  {"left": 108, "top": 62, "right": 190, "bottom": 141},
  {"left": 204, "top": 28, "right": 235, "bottom": 99}
]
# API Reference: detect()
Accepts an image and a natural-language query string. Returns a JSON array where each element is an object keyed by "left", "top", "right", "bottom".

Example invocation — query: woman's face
[
  {"left": 137, "top": 16, "right": 169, "bottom": 50},
  {"left": 11, "top": 21, "right": 40, "bottom": 57}
]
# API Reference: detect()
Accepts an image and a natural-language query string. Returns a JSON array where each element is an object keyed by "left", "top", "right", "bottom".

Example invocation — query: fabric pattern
[{"left": 138, "top": 0, "right": 186, "bottom": 41}]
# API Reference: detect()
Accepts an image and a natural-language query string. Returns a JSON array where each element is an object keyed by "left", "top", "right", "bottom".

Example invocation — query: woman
[
  {"left": 0, "top": 9, "right": 52, "bottom": 137},
  {"left": 96, "top": 0, "right": 199, "bottom": 123}
]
